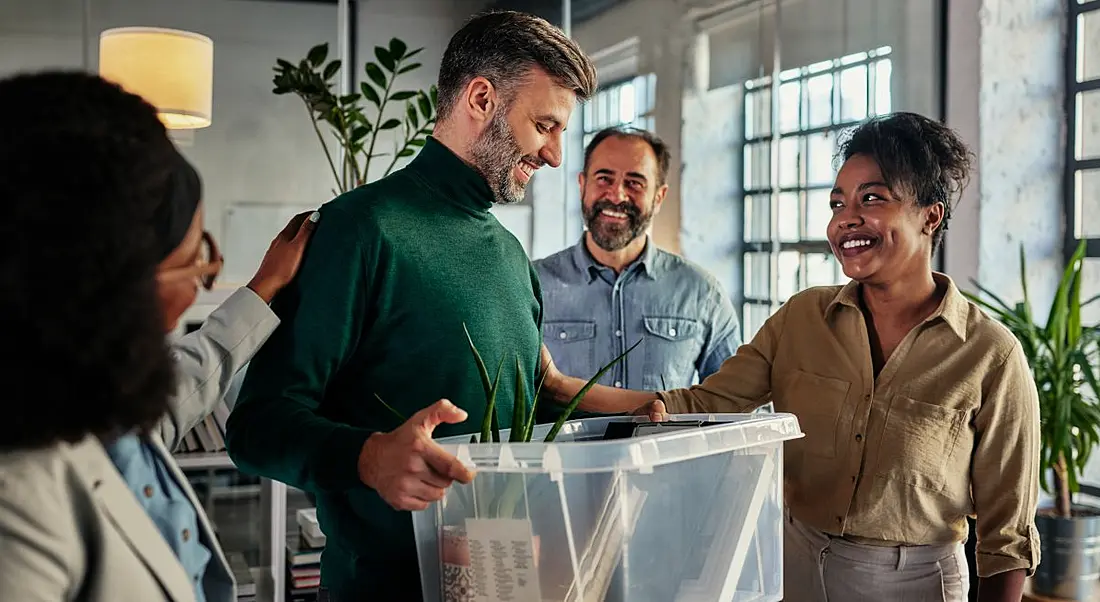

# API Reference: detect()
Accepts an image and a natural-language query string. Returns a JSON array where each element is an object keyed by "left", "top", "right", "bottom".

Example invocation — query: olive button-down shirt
[{"left": 658, "top": 273, "right": 1041, "bottom": 578}]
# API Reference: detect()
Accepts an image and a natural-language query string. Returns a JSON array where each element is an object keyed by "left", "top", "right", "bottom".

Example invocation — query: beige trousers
[{"left": 783, "top": 511, "right": 969, "bottom": 602}]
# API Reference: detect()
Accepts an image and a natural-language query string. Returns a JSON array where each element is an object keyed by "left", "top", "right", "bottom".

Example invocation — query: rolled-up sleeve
[
  {"left": 972, "top": 341, "right": 1042, "bottom": 577},
  {"left": 659, "top": 299, "right": 788, "bottom": 414}
]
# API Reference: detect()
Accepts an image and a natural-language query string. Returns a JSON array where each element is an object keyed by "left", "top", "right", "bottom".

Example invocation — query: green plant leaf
[
  {"left": 406, "top": 103, "right": 419, "bottom": 129},
  {"left": 510, "top": 357, "right": 528, "bottom": 442},
  {"left": 276, "top": 58, "right": 295, "bottom": 72},
  {"left": 398, "top": 62, "right": 422, "bottom": 75},
  {"left": 398, "top": 148, "right": 416, "bottom": 158},
  {"left": 273, "top": 87, "right": 291, "bottom": 95},
  {"left": 483, "top": 357, "right": 505, "bottom": 444},
  {"left": 430, "top": 85, "right": 438, "bottom": 107},
  {"left": 389, "top": 38, "right": 409, "bottom": 59},
  {"left": 404, "top": 47, "right": 423, "bottom": 61},
  {"left": 380, "top": 118, "right": 401, "bottom": 130},
  {"left": 339, "top": 93, "right": 361, "bottom": 105},
  {"left": 525, "top": 366, "right": 551, "bottom": 442},
  {"left": 390, "top": 90, "right": 417, "bottom": 101},
  {"left": 365, "top": 63, "right": 387, "bottom": 89},
  {"left": 360, "top": 82, "right": 380, "bottom": 106},
  {"left": 323, "top": 60, "right": 342, "bottom": 81},
  {"left": 374, "top": 46, "right": 395, "bottom": 72},
  {"left": 351, "top": 126, "right": 371, "bottom": 143},
  {"left": 372, "top": 393, "right": 407, "bottom": 426},
  {"left": 307, "top": 43, "right": 328, "bottom": 67},
  {"left": 408, "top": 138, "right": 426, "bottom": 147},
  {"left": 544, "top": 339, "right": 643, "bottom": 442},
  {"left": 417, "top": 92, "right": 432, "bottom": 118}
]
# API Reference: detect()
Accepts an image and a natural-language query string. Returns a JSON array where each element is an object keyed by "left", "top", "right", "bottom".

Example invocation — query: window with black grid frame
[
  {"left": 581, "top": 73, "right": 657, "bottom": 147},
  {"left": 740, "top": 46, "right": 893, "bottom": 339},
  {"left": 1067, "top": 1, "right": 1100, "bottom": 325}
]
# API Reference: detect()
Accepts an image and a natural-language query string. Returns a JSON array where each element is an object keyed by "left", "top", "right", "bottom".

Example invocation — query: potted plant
[
  {"left": 964, "top": 241, "right": 1100, "bottom": 600},
  {"left": 272, "top": 38, "right": 437, "bottom": 194}
]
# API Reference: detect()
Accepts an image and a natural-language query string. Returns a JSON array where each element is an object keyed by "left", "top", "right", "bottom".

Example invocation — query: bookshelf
[{"left": 177, "top": 451, "right": 288, "bottom": 602}]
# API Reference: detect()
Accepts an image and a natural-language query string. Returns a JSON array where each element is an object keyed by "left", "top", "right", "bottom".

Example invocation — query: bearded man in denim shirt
[{"left": 535, "top": 126, "right": 741, "bottom": 391}]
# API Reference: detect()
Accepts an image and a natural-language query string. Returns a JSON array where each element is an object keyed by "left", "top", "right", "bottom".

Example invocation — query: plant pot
[
  {"left": 440, "top": 526, "right": 541, "bottom": 602},
  {"left": 1031, "top": 506, "right": 1100, "bottom": 600}
]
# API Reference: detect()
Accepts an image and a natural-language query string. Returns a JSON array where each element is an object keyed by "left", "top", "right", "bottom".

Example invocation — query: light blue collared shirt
[
  {"left": 105, "top": 433, "right": 212, "bottom": 602},
  {"left": 534, "top": 236, "right": 741, "bottom": 391}
]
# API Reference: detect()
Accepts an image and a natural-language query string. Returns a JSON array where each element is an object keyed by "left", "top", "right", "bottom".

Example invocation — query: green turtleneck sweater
[{"left": 225, "top": 137, "right": 543, "bottom": 600}]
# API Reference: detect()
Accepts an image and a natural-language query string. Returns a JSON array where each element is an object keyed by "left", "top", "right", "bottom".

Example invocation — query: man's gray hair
[{"left": 436, "top": 10, "right": 598, "bottom": 119}]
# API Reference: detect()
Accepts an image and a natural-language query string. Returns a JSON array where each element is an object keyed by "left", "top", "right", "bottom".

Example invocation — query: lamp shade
[{"left": 99, "top": 27, "right": 213, "bottom": 129}]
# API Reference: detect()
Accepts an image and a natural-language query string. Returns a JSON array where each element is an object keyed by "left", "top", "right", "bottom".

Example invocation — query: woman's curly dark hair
[
  {"left": 0, "top": 71, "right": 180, "bottom": 450},
  {"left": 836, "top": 111, "right": 974, "bottom": 252}
]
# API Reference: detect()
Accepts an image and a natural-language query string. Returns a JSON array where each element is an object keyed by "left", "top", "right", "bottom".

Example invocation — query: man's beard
[
  {"left": 470, "top": 110, "right": 536, "bottom": 205},
  {"left": 584, "top": 196, "right": 654, "bottom": 251}
]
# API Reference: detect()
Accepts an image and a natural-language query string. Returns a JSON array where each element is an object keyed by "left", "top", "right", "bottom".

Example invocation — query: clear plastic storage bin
[{"left": 412, "top": 413, "right": 803, "bottom": 602}]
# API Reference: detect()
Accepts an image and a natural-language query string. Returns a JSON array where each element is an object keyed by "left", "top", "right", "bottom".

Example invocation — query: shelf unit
[{"left": 176, "top": 451, "right": 288, "bottom": 602}]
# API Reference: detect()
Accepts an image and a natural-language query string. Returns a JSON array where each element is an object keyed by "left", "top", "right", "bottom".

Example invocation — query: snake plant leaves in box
[{"left": 461, "top": 322, "right": 641, "bottom": 444}]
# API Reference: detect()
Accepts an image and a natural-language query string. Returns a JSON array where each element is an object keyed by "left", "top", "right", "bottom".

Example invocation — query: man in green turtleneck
[{"left": 224, "top": 10, "right": 597, "bottom": 601}]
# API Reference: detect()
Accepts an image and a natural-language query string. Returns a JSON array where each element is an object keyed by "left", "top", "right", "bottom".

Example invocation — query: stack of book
[
  {"left": 285, "top": 508, "right": 325, "bottom": 601},
  {"left": 177, "top": 399, "right": 231, "bottom": 453},
  {"left": 226, "top": 551, "right": 257, "bottom": 602}
]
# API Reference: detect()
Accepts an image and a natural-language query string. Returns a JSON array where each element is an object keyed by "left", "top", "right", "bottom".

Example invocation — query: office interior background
[{"left": 2, "top": 0, "right": 1097, "bottom": 600}]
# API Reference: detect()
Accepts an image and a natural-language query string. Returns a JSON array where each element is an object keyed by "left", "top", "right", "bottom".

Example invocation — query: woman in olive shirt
[{"left": 541, "top": 112, "right": 1040, "bottom": 602}]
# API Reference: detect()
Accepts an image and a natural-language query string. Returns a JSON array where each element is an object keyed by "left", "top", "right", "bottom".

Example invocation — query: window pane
[
  {"left": 807, "top": 132, "right": 835, "bottom": 186},
  {"left": 1077, "top": 89, "right": 1100, "bottom": 161},
  {"left": 1081, "top": 258, "right": 1100, "bottom": 328},
  {"left": 874, "top": 59, "right": 892, "bottom": 114},
  {"left": 742, "top": 303, "right": 774, "bottom": 342},
  {"left": 838, "top": 65, "right": 868, "bottom": 122},
  {"left": 620, "top": 83, "right": 637, "bottom": 124},
  {"left": 805, "top": 188, "right": 832, "bottom": 240},
  {"left": 805, "top": 253, "right": 844, "bottom": 288},
  {"left": 1076, "top": 169, "right": 1100, "bottom": 237},
  {"left": 744, "top": 194, "right": 771, "bottom": 242},
  {"left": 779, "top": 81, "right": 801, "bottom": 133},
  {"left": 806, "top": 74, "right": 833, "bottom": 129},
  {"left": 778, "top": 251, "right": 800, "bottom": 301},
  {"left": 779, "top": 192, "right": 799, "bottom": 242},
  {"left": 746, "top": 87, "right": 772, "bottom": 139},
  {"left": 779, "top": 136, "right": 800, "bottom": 188},
  {"left": 744, "top": 253, "right": 771, "bottom": 299},
  {"left": 743, "top": 141, "right": 770, "bottom": 190},
  {"left": 1080, "top": 11, "right": 1100, "bottom": 82}
]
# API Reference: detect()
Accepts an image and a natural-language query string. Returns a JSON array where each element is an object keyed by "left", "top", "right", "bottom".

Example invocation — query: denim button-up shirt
[
  {"left": 105, "top": 433, "right": 212, "bottom": 602},
  {"left": 534, "top": 237, "right": 741, "bottom": 391}
]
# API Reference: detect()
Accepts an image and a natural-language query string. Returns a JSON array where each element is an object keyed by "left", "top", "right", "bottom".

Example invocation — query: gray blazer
[{"left": 0, "top": 287, "right": 279, "bottom": 602}]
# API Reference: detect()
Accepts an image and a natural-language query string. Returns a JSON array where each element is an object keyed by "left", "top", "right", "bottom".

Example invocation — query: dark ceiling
[{"left": 487, "top": 0, "right": 631, "bottom": 27}]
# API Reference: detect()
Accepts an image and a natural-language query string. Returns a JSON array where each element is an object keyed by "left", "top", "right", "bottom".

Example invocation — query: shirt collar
[
  {"left": 824, "top": 272, "right": 969, "bottom": 341},
  {"left": 570, "top": 234, "right": 659, "bottom": 281},
  {"left": 405, "top": 136, "right": 494, "bottom": 214}
]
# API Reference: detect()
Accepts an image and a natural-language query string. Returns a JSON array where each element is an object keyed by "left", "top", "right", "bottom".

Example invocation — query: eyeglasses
[{"left": 156, "top": 230, "right": 223, "bottom": 290}]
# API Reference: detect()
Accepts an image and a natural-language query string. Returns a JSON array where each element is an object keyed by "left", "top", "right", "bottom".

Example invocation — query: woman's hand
[
  {"left": 247, "top": 210, "right": 319, "bottom": 303},
  {"left": 632, "top": 399, "right": 669, "bottom": 422}
]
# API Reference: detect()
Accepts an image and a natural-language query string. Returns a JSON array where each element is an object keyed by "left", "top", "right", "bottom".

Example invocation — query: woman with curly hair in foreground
[{"left": 0, "top": 70, "right": 316, "bottom": 602}]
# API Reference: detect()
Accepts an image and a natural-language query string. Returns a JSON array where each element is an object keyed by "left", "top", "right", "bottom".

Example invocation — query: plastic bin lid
[{"left": 438, "top": 412, "right": 804, "bottom": 474}]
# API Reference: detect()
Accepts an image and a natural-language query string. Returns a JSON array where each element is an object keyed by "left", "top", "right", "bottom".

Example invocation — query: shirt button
[
  {"left": 143, "top": 485, "right": 154, "bottom": 498},
  {"left": 614, "top": 381, "right": 622, "bottom": 387},
  {"left": 615, "top": 329, "right": 622, "bottom": 337},
  {"left": 855, "top": 434, "right": 863, "bottom": 442},
  {"left": 668, "top": 328, "right": 677, "bottom": 336},
  {"left": 182, "top": 528, "right": 191, "bottom": 542},
  {"left": 559, "top": 332, "right": 567, "bottom": 340}
]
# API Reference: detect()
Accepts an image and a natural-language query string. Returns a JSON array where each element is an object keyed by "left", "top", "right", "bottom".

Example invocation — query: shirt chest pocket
[
  {"left": 641, "top": 316, "right": 704, "bottom": 389},
  {"left": 543, "top": 320, "right": 596, "bottom": 380},
  {"left": 875, "top": 395, "right": 968, "bottom": 493}
]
